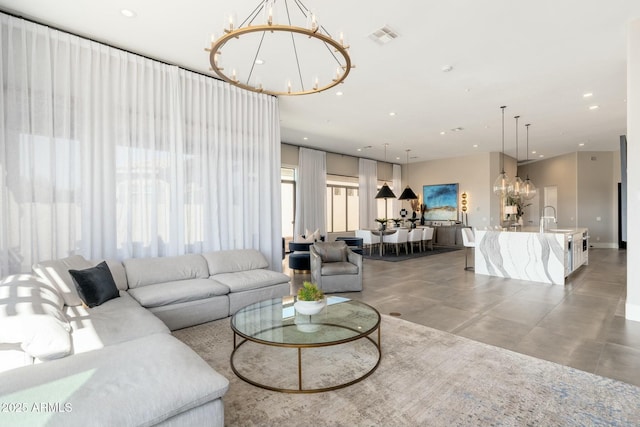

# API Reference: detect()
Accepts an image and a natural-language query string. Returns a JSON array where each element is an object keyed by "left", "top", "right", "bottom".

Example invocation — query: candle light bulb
[{"left": 339, "top": 32, "right": 344, "bottom": 45}]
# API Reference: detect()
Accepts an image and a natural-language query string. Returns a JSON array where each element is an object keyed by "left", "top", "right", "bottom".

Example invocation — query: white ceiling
[{"left": 1, "top": 0, "right": 639, "bottom": 164}]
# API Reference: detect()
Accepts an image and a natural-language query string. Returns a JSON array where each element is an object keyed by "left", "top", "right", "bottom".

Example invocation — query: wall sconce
[{"left": 461, "top": 192, "right": 469, "bottom": 225}]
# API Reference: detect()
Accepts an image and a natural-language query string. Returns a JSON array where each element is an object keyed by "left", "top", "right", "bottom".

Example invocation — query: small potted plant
[
  {"left": 375, "top": 218, "right": 388, "bottom": 231},
  {"left": 294, "top": 281, "right": 326, "bottom": 315}
]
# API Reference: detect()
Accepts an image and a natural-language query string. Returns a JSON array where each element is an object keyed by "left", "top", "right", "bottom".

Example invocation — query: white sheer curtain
[
  {"left": 0, "top": 14, "right": 283, "bottom": 276},
  {"left": 358, "top": 158, "right": 378, "bottom": 230},
  {"left": 392, "top": 164, "right": 402, "bottom": 219},
  {"left": 294, "top": 147, "right": 326, "bottom": 237}
]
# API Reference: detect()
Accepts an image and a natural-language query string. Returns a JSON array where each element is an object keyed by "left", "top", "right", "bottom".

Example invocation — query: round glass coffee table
[{"left": 230, "top": 296, "right": 381, "bottom": 393}]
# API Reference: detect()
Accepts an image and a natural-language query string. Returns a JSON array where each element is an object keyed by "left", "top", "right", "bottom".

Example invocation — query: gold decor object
[
  {"left": 461, "top": 192, "right": 468, "bottom": 213},
  {"left": 205, "top": 0, "right": 354, "bottom": 96}
]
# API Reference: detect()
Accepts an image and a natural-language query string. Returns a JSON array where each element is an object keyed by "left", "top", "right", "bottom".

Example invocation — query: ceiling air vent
[{"left": 369, "top": 25, "right": 399, "bottom": 45}]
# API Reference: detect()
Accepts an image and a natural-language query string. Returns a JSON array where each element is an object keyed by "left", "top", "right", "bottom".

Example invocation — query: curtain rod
[
  {"left": 0, "top": 9, "right": 277, "bottom": 99},
  {"left": 282, "top": 142, "right": 398, "bottom": 167}
]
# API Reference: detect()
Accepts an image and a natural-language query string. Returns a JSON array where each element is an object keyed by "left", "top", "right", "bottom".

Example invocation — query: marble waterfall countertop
[{"left": 474, "top": 227, "right": 588, "bottom": 285}]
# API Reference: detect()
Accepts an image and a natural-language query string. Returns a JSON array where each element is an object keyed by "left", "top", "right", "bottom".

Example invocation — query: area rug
[
  {"left": 362, "top": 246, "right": 460, "bottom": 262},
  {"left": 174, "top": 315, "right": 640, "bottom": 427}
]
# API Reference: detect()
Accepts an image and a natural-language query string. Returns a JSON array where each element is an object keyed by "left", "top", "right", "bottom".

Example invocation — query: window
[
  {"left": 281, "top": 167, "right": 296, "bottom": 238},
  {"left": 326, "top": 175, "right": 359, "bottom": 232}
]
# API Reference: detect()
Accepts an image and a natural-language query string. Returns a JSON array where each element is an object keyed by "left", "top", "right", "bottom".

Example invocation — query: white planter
[{"left": 294, "top": 299, "right": 326, "bottom": 315}]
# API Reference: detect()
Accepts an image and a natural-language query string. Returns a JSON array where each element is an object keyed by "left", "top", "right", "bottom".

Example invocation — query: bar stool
[{"left": 461, "top": 228, "right": 475, "bottom": 271}]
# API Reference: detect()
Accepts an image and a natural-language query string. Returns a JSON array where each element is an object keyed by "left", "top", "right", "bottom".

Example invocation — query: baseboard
[
  {"left": 625, "top": 302, "right": 640, "bottom": 323},
  {"left": 589, "top": 242, "right": 619, "bottom": 249}
]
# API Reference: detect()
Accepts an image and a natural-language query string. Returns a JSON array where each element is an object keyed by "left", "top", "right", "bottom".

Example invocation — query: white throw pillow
[
  {"left": 0, "top": 276, "right": 72, "bottom": 360},
  {"left": 295, "top": 234, "right": 314, "bottom": 243},
  {"left": 305, "top": 228, "right": 321, "bottom": 241}
]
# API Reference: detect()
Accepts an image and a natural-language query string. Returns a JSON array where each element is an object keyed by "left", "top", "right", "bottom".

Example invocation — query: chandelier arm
[
  {"left": 290, "top": 31, "right": 305, "bottom": 91},
  {"left": 240, "top": 1, "right": 266, "bottom": 27},
  {"left": 246, "top": 31, "right": 267, "bottom": 86},
  {"left": 283, "top": 0, "right": 305, "bottom": 91}
]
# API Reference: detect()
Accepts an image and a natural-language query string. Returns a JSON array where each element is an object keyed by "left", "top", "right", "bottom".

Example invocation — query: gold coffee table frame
[{"left": 230, "top": 296, "right": 381, "bottom": 393}]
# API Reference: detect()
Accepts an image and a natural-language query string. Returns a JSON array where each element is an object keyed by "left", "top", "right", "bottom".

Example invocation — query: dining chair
[
  {"left": 407, "top": 228, "right": 422, "bottom": 253},
  {"left": 461, "top": 227, "right": 475, "bottom": 271},
  {"left": 386, "top": 228, "right": 408, "bottom": 255},
  {"left": 421, "top": 227, "right": 434, "bottom": 251},
  {"left": 355, "top": 230, "right": 380, "bottom": 255}
]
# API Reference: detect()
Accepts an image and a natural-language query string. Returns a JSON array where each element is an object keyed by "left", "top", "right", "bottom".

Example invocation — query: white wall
[
  {"left": 405, "top": 152, "right": 495, "bottom": 228},
  {"left": 626, "top": 19, "right": 640, "bottom": 322}
]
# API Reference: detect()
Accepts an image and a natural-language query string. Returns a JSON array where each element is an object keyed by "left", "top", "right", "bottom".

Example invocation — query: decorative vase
[{"left": 294, "top": 299, "right": 326, "bottom": 315}]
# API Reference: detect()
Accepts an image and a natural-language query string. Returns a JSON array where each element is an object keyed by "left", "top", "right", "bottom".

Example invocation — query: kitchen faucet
[{"left": 540, "top": 205, "right": 557, "bottom": 232}]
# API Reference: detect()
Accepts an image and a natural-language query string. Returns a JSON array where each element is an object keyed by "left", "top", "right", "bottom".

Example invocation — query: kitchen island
[{"left": 474, "top": 227, "right": 589, "bottom": 285}]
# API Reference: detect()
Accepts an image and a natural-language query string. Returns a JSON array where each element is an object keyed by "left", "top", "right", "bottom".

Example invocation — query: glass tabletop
[{"left": 231, "top": 296, "right": 381, "bottom": 346}]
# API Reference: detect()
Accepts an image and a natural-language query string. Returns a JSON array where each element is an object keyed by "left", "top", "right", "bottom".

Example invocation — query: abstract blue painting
[{"left": 422, "top": 183, "right": 458, "bottom": 221}]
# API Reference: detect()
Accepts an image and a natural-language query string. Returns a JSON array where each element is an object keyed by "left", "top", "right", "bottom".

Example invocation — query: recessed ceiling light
[
  {"left": 442, "top": 65, "right": 453, "bottom": 72},
  {"left": 539, "top": 154, "right": 544, "bottom": 158},
  {"left": 389, "top": 112, "right": 396, "bottom": 116},
  {"left": 120, "top": 9, "right": 136, "bottom": 18},
  {"left": 396, "top": 156, "right": 401, "bottom": 160},
  {"left": 532, "top": 151, "right": 537, "bottom": 154},
  {"left": 357, "top": 148, "right": 362, "bottom": 152},
  {"left": 583, "top": 92, "right": 593, "bottom": 98},
  {"left": 579, "top": 143, "right": 585, "bottom": 147},
  {"left": 473, "top": 144, "right": 478, "bottom": 148},
  {"left": 254, "top": 59, "right": 265, "bottom": 65},
  {"left": 336, "top": 91, "right": 343, "bottom": 96},
  {"left": 303, "top": 137, "right": 308, "bottom": 140},
  {"left": 439, "top": 131, "right": 446, "bottom": 135},
  {"left": 589, "top": 105, "right": 599, "bottom": 110}
]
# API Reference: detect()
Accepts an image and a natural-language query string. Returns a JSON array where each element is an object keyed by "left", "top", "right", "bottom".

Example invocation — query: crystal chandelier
[
  {"left": 205, "top": 0, "right": 354, "bottom": 96},
  {"left": 493, "top": 106, "right": 512, "bottom": 196},
  {"left": 510, "top": 115, "right": 524, "bottom": 199},
  {"left": 521, "top": 123, "right": 537, "bottom": 200}
]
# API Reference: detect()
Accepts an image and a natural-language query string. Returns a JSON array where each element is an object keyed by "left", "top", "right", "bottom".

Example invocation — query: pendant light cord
[
  {"left": 500, "top": 106, "right": 506, "bottom": 173},
  {"left": 525, "top": 123, "right": 531, "bottom": 179}
]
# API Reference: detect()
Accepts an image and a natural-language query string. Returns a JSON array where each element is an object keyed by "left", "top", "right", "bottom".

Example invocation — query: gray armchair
[{"left": 310, "top": 241, "right": 363, "bottom": 293}]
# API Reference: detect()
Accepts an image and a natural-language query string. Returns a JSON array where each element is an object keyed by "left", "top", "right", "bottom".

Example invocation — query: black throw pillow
[{"left": 69, "top": 261, "right": 120, "bottom": 308}]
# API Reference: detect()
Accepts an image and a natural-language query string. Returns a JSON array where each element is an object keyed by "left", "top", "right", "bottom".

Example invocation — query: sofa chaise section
[
  {"left": 0, "top": 333, "right": 229, "bottom": 427},
  {"left": 202, "top": 249, "right": 291, "bottom": 314}
]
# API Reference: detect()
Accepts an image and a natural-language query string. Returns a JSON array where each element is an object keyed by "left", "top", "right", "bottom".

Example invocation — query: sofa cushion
[
  {"left": 64, "top": 292, "right": 169, "bottom": 354},
  {"left": 69, "top": 261, "right": 120, "bottom": 308},
  {"left": 202, "top": 249, "right": 269, "bottom": 275},
  {"left": 0, "top": 275, "right": 72, "bottom": 361},
  {"left": 127, "top": 279, "right": 229, "bottom": 308},
  {"left": 32, "top": 255, "right": 93, "bottom": 306},
  {"left": 314, "top": 241, "right": 348, "bottom": 263},
  {"left": 321, "top": 261, "right": 359, "bottom": 276},
  {"left": 123, "top": 254, "right": 209, "bottom": 289},
  {"left": 212, "top": 270, "right": 290, "bottom": 293},
  {"left": 99, "top": 259, "right": 129, "bottom": 291},
  {"left": 0, "top": 333, "right": 229, "bottom": 427}
]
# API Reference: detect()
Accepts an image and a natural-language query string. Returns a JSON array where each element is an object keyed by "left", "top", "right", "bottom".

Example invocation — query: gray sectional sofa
[{"left": 0, "top": 249, "right": 291, "bottom": 427}]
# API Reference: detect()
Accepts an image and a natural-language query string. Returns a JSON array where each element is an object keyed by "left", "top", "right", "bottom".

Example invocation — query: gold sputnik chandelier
[{"left": 205, "top": 0, "right": 354, "bottom": 96}]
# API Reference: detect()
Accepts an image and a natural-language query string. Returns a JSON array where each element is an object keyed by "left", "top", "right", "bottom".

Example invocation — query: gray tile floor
[{"left": 284, "top": 246, "right": 640, "bottom": 387}]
